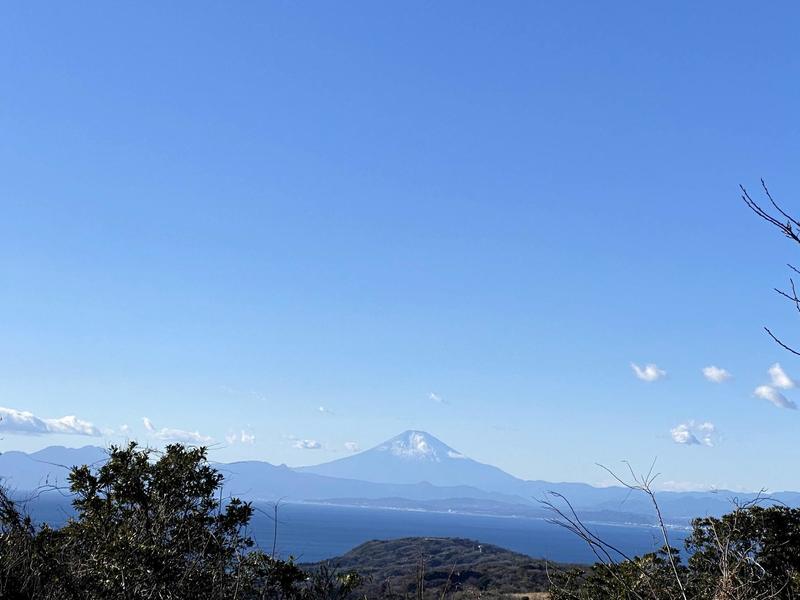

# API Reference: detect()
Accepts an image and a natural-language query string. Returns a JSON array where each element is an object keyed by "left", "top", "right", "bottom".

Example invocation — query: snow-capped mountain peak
[
  {"left": 297, "top": 430, "right": 518, "bottom": 488},
  {"left": 377, "top": 430, "right": 456, "bottom": 461}
]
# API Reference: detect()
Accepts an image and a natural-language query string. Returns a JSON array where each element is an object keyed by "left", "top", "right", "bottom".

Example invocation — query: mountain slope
[{"left": 297, "top": 430, "right": 521, "bottom": 489}]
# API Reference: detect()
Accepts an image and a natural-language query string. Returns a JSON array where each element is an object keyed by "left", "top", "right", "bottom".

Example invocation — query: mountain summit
[
  {"left": 297, "top": 430, "right": 521, "bottom": 489},
  {"left": 375, "top": 430, "right": 466, "bottom": 461}
]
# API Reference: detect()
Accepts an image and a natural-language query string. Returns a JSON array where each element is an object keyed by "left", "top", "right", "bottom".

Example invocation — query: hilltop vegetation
[
  {"left": 303, "top": 537, "right": 576, "bottom": 598},
  {"left": 548, "top": 502, "right": 800, "bottom": 600}
]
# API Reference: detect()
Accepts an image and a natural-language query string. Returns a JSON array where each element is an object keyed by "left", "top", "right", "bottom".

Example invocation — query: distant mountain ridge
[
  {"left": 0, "top": 445, "right": 107, "bottom": 491},
  {"left": 220, "top": 460, "right": 526, "bottom": 505},
  {"left": 2, "top": 431, "right": 799, "bottom": 526}
]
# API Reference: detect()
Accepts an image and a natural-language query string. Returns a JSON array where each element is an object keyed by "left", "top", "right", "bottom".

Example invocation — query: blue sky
[{"left": 2, "top": 1, "right": 800, "bottom": 491}]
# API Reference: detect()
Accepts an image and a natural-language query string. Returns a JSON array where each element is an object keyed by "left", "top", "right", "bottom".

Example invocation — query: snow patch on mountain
[
  {"left": 296, "top": 429, "right": 522, "bottom": 488},
  {"left": 381, "top": 431, "right": 445, "bottom": 461}
]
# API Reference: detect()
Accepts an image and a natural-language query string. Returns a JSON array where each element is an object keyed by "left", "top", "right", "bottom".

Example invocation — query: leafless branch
[{"left": 764, "top": 328, "right": 800, "bottom": 357}]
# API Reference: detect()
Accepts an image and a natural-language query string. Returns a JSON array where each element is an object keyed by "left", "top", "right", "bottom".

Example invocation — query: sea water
[{"left": 252, "top": 502, "right": 688, "bottom": 564}]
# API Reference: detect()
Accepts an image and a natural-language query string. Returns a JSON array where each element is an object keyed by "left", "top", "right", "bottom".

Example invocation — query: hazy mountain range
[{"left": 2, "top": 430, "right": 797, "bottom": 526}]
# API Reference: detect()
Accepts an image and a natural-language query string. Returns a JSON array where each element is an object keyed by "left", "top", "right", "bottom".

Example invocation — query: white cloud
[
  {"left": 769, "top": 363, "right": 795, "bottom": 390},
  {"left": 429, "top": 392, "right": 447, "bottom": 404},
  {"left": 671, "top": 421, "right": 716, "bottom": 446},
  {"left": 142, "top": 417, "right": 213, "bottom": 444},
  {"left": 754, "top": 385, "right": 797, "bottom": 409},
  {"left": 344, "top": 441, "right": 360, "bottom": 453},
  {"left": 702, "top": 366, "right": 731, "bottom": 383},
  {"left": 226, "top": 429, "right": 256, "bottom": 445},
  {"left": 631, "top": 363, "right": 666, "bottom": 382},
  {"left": 293, "top": 439, "right": 321, "bottom": 450},
  {"left": 318, "top": 406, "right": 335, "bottom": 416},
  {"left": 46, "top": 415, "right": 102, "bottom": 436},
  {"left": 0, "top": 406, "right": 101, "bottom": 436},
  {"left": 670, "top": 424, "right": 698, "bottom": 445}
]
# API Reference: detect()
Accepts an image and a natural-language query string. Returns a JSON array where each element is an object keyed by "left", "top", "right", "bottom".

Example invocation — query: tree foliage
[
  {"left": 0, "top": 442, "right": 362, "bottom": 600},
  {"left": 551, "top": 504, "right": 800, "bottom": 600}
]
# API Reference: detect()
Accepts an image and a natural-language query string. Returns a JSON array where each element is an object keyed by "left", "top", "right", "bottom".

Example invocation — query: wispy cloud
[
  {"left": 344, "top": 441, "right": 360, "bottom": 453},
  {"left": 631, "top": 363, "right": 666, "bottom": 382},
  {"left": 769, "top": 363, "right": 795, "bottom": 390},
  {"left": 429, "top": 392, "right": 447, "bottom": 404},
  {"left": 702, "top": 365, "right": 731, "bottom": 383},
  {"left": 318, "top": 406, "right": 335, "bottom": 416},
  {"left": 226, "top": 429, "right": 255, "bottom": 445},
  {"left": 141, "top": 417, "right": 213, "bottom": 444},
  {"left": 0, "top": 406, "right": 101, "bottom": 436},
  {"left": 671, "top": 421, "right": 716, "bottom": 446},
  {"left": 293, "top": 439, "right": 321, "bottom": 450},
  {"left": 754, "top": 385, "right": 797, "bottom": 409}
]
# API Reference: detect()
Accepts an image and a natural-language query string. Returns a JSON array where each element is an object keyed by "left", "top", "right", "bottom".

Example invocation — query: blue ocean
[{"left": 251, "top": 502, "right": 688, "bottom": 564}]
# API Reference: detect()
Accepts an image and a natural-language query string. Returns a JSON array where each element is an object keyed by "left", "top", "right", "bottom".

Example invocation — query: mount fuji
[{"left": 296, "top": 430, "right": 521, "bottom": 490}]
